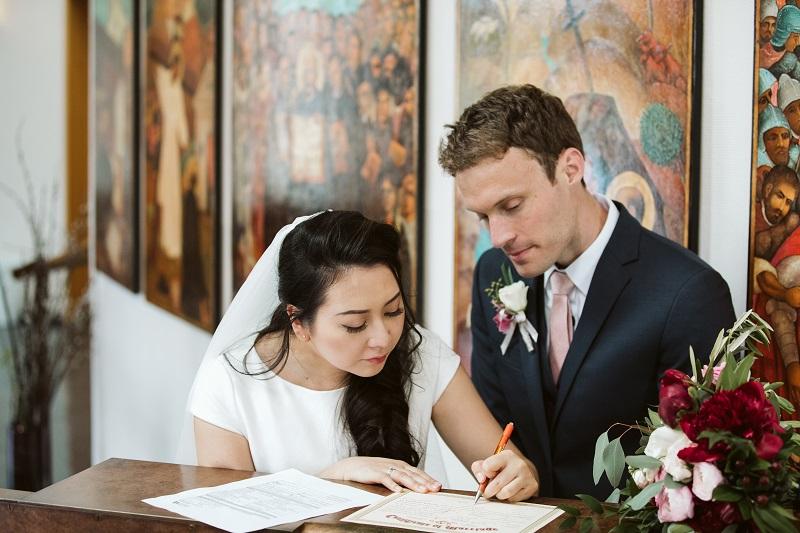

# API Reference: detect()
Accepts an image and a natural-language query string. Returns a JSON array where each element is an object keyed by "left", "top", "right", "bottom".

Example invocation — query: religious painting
[
  {"left": 93, "top": 0, "right": 138, "bottom": 291},
  {"left": 749, "top": 0, "right": 800, "bottom": 415},
  {"left": 455, "top": 0, "right": 702, "bottom": 369},
  {"left": 231, "top": 0, "right": 423, "bottom": 313},
  {"left": 143, "top": 0, "right": 219, "bottom": 330}
]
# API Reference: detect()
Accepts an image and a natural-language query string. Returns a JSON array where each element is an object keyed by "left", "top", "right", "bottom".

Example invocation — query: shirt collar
[{"left": 544, "top": 194, "right": 619, "bottom": 296}]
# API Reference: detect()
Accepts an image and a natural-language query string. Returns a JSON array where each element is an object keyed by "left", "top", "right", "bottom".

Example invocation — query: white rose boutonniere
[{"left": 485, "top": 264, "right": 538, "bottom": 354}]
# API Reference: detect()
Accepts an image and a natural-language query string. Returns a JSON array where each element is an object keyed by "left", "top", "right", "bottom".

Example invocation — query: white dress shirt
[{"left": 544, "top": 195, "right": 619, "bottom": 330}]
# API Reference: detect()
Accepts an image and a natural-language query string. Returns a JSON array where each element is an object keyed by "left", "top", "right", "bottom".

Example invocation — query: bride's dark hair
[{"left": 233, "top": 210, "right": 422, "bottom": 466}]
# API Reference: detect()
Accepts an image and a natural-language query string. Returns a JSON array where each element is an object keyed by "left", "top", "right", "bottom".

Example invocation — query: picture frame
[
  {"left": 142, "top": 0, "right": 221, "bottom": 331},
  {"left": 748, "top": 0, "right": 800, "bottom": 415},
  {"left": 93, "top": 0, "right": 139, "bottom": 292},
  {"left": 230, "top": 0, "right": 425, "bottom": 316},
  {"left": 454, "top": 0, "right": 703, "bottom": 368}
]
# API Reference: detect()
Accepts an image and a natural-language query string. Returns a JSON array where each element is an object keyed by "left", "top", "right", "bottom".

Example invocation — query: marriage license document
[{"left": 343, "top": 491, "right": 564, "bottom": 533}]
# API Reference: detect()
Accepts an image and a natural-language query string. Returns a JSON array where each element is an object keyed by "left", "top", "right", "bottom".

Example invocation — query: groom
[{"left": 438, "top": 84, "right": 735, "bottom": 499}]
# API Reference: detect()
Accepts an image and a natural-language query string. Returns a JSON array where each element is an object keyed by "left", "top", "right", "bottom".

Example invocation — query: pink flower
[
  {"left": 691, "top": 462, "right": 724, "bottom": 501},
  {"left": 701, "top": 361, "right": 725, "bottom": 385},
  {"left": 492, "top": 310, "right": 513, "bottom": 334},
  {"left": 655, "top": 485, "right": 695, "bottom": 523}
]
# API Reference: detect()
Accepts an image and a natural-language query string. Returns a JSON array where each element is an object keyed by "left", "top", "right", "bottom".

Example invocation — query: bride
[{"left": 189, "top": 211, "right": 539, "bottom": 501}]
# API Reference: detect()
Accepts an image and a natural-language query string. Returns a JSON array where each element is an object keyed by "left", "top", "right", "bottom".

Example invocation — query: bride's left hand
[
  {"left": 471, "top": 449, "right": 539, "bottom": 502},
  {"left": 320, "top": 456, "right": 442, "bottom": 493}
]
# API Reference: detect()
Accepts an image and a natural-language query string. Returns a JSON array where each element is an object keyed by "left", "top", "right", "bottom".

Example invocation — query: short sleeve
[
  {"left": 190, "top": 355, "right": 245, "bottom": 436},
  {"left": 415, "top": 327, "right": 461, "bottom": 403}
]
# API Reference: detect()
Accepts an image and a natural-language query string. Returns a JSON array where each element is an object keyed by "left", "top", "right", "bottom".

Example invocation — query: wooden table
[{"left": 0, "top": 458, "right": 614, "bottom": 532}]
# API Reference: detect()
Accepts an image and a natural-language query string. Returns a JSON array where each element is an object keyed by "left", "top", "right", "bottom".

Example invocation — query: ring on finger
[{"left": 387, "top": 466, "right": 397, "bottom": 476}]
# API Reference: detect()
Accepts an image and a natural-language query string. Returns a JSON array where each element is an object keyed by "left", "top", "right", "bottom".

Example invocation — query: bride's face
[{"left": 305, "top": 265, "right": 406, "bottom": 378}]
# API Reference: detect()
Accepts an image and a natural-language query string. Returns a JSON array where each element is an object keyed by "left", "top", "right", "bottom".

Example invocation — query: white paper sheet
[
  {"left": 143, "top": 468, "right": 382, "bottom": 533},
  {"left": 343, "top": 491, "right": 564, "bottom": 533}
]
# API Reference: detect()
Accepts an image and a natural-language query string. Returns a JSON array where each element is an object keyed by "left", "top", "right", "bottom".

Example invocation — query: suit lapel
[
  {"left": 519, "top": 276, "right": 551, "bottom": 457},
  {"left": 552, "top": 205, "right": 640, "bottom": 425}
]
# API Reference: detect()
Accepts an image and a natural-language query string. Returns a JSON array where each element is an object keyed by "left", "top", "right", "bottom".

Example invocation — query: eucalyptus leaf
[
  {"left": 579, "top": 517, "right": 594, "bottom": 533},
  {"left": 648, "top": 409, "right": 662, "bottom": 428},
  {"left": 666, "top": 525, "right": 694, "bottom": 533},
  {"left": 777, "top": 395, "right": 796, "bottom": 414},
  {"left": 733, "top": 355, "right": 754, "bottom": 386},
  {"left": 727, "top": 325, "right": 757, "bottom": 354},
  {"left": 558, "top": 515, "right": 577, "bottom": 530},
  {"left": 602, "top": 437, "right": 625, "bottom": 488},
  {"left": 706, "top": 329, "right": 726, "bottom": 377},
  {"left": 662, "top": 475, "right": 685, "bottom": 490},
  {"left": 717, "top": 353, "right": 739, "bottom": 391},
  {"left": 752, "top": 505, "right": 796, "bottom": 533},
  {"left": 577, "top": 493, "right": 604, "bottom": 514},
  {"left": 623, "top": 481, "right": 662, "bottom": 511},
  {"left": 605, "top": 488, "right": 621, "bottom": 504},
  {"left": 712, "top": 485, "right": 742, "bottom": 502},
  {"left": 767, "top": 502, "right": 798, "bottom": 520},
  {"left": 558, "top": 504, "right": 580, "bottom": 516},
  {"left": 625, "top": 455, "right": 661, "bottom": 469},
  {"left": 593, "top": 432, "right": 609, "bottom": 484}
]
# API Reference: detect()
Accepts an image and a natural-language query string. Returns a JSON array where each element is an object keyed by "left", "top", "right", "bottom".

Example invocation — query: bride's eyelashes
[{"left": 342, "top": 307, "right": 405, "bottom": 334}]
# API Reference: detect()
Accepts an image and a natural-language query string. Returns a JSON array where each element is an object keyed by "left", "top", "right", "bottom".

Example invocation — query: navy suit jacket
[{"left": 470, "top": 203, "right": 735, "bottom": 499}]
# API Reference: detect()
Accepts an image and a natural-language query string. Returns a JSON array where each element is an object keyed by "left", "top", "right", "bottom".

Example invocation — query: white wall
[
  {"left": 0, "top": 0, "right": 66, "bottom": 315},
  {"left": 0, "top": 0, "right": 79, "bottom": 484},
  {"left": 87, "top": 0, "right": 754, "bottom": 487},
  {"left": 698, "top": 2, "right": 752, "bottom": 312}
]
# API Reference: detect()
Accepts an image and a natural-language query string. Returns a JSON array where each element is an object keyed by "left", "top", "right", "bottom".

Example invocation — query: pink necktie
[{"left": 548, "top": 271, "right": 574, "bottom": 385}]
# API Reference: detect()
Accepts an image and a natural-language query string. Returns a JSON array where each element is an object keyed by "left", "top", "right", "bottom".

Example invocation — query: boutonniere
[{"left": 485, "top": 264, "right": 538, "bottom": 354}]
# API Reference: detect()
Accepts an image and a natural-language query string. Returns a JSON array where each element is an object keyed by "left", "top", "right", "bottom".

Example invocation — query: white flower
[
  {"left": 692, "top": 462, "right": 724, "bottom": 501},
  {"left": 645, "top": 426, "right": 686, "bottom": 459},
  {"left": 663, "top": 433, "right": 693, "bottom": 482},
  {"left": 632, "top": 467, "right": 658, "bottom": 489},
  {"left": 498, "top": 281, "right": 528, "bottom": 313}
]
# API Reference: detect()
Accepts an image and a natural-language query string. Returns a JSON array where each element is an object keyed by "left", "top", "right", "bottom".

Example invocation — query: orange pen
[{"left": 473, "top": 422, "right": 515, "bottom": 504}]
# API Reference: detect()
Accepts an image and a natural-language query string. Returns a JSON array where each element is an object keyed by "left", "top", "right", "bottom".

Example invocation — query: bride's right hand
[{"left": 319, "top": 457, "right": 442, "bottom": 493}]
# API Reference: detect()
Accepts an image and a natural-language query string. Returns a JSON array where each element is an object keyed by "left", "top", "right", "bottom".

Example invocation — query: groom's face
[{"left": 456, "top": 147, "right": 578, "bottom": 278}]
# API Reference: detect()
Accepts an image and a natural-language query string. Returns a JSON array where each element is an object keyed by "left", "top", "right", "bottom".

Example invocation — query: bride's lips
[{"left": 365, "top": 354, "right": 388, "bottom": 364}]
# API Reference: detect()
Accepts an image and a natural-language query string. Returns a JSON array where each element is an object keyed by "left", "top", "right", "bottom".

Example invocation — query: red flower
[
  {"left": 756, "top": 433, "right": 783, "bottom": 460},
  {"left": 677, "top": 382, "right": 783, "bottom": 466},
  {"left": 680, "top": 382, "right": 781, "bottom": 441},
  {"left": 688, "top": 501, "right": 741, "bottom": 533},
  {"left": 677, "top": 443, "right": 724, "bottom": 463},
  {"left": 658, "top": 369, "right": 693, "bottom": 427}
]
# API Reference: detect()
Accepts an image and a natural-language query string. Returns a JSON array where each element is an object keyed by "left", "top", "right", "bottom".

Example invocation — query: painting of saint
[
  {"left": 455, "top": 0, "right": 701, "bottom": 369},
  {"left": 143, "top": 0, "right": 218, "bottom": 330},
  {"left": 94, "top": 0, "right": 137, "bottom": 291},
  {"left": 231, "top": 0, "right": 422, "bottom": 312},
  {"left": 750, "top": 0, "right": 800, "bottom": 415}
]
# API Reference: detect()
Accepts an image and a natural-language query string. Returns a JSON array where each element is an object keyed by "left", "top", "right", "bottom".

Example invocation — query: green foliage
[{"left": 587, "top": 310, "right": 800, "bottom": 531}]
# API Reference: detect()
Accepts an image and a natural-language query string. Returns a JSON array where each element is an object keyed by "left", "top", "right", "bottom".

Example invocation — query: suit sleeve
[
  {"left": 658, "top": 267, "right": 736, "bottom": 376},
  {"left": 470, "top": 253, "right": 512, "bottom": 425}
]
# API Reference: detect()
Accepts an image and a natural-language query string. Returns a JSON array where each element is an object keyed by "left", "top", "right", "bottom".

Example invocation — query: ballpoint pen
[{"left": 473, "top": 422, "right": 515, "bottom": 504}]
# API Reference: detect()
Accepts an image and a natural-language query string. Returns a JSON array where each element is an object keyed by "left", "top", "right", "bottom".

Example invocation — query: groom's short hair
[{"left": 438, "top": 84, "right": 583, "bottom": 182}]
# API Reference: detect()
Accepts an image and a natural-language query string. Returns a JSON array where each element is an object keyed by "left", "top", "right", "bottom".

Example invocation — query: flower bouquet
[{"left": 560, "top": 311, "right": 800, "bottom": 532}]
